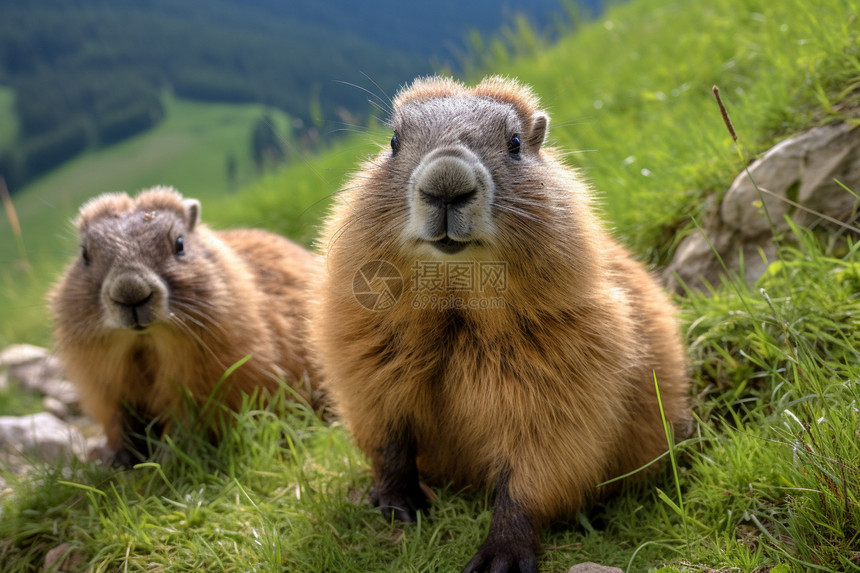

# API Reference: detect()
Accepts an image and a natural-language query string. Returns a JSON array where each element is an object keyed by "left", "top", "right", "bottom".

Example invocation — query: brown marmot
[
  {"left": 50, "top": 186, "right": 323, "bottom": 467},
  {"left": 312, "top": 76, "right": 691, "bottom": 573}
]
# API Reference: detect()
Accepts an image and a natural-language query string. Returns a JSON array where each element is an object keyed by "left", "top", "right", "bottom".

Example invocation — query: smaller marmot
[
  {"left": 51, "top": 186, "right": 322, "bottom": 466},
  {"left": 312, "top": 77, "right": 691, "bottom": 573}
]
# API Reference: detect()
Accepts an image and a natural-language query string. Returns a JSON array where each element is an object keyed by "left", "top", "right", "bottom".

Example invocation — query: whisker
[
  {"left": 333, "top": 79, "right": 393, "bottom": 116},
  {"left": 360, "top": 71, "right": 394, "bottom": 110},
  {"left": 554, "top": 149, "right": 599, "bottom": 157},
  {"left": 369, "top": 100, "right": 394, "bottom": 120},
  {"left": 167, "top": 313, "right": 225, "bottom": 367},
  {"left": 169, "top": 305, "right": 208, "bottom": 330},
  {"left": 325, "top": 120, "right": 372, "bottom": 131},
  {"left": 169, "top": 299, "right": 231, "bottom": 340}
]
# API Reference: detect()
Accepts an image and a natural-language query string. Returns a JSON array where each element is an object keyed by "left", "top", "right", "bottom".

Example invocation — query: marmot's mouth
[{"left": 428, "top": 236, "right": 475, "bottom": 255}]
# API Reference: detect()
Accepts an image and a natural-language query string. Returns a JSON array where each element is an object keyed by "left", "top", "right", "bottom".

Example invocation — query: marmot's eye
[
  {"left": 175, "top": 236, "right": 184, "bottom": 256},
  {"left": 508, "top": 134, "right": 521, "bottom": 156},
  {"left": 81, "top": 246, "right": 90, "bottom": 265},
  {"left": 390, "top": 132, "right": 400, "bottom": 155}
]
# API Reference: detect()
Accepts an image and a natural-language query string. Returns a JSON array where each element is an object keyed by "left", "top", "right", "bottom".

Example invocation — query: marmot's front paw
[{"left": 370, "top": 484, "right": 428, "bottom": 523}]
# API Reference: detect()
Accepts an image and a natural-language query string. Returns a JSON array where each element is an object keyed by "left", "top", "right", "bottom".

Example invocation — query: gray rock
[
  {"left": 0, "top": 412, "right": 85, "bottom": 461},
  {"left": 0, "top": 344, "right": 80, "bottom": 406},
  {"left": 665, "top": 123, "right": 860, "bottom": 292},
  {"left": 721, "top": 123, "right": 859, "bottom": 238},
  {"left": 37, "top": 378, "right": 80, "bottom": 406},
  {"left": 0, "top": 344, "right": 50, "bottom": 367},
  {"left": 568, "top": 563, "right": 623, "bottom": 573},
  {"left": 10, "top": 354, "right": 67, "bottom": 394},
  {"left": 666, "top": 224, "right": 777, "bottom": 291},
  {"left": 43, "top": 396, "right": 70, "bottom": 420}
]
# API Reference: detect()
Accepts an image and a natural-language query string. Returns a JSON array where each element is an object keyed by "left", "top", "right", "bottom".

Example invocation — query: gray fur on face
[
  {"left": 83, "top": 209, "right": 185, "bottom": 331},
  {"left": 391, "top": 95, "right": 537, "bottom": 254},
  {"left": 102, "top": 264, "right": 168, "bottom": 330},
  {"left": 405, "top": 144, "right": 495, "bottom": 243}
]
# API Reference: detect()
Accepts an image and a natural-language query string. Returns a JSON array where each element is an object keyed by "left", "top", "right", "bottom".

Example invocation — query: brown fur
[
  {"left": 50, "top": 186, "right": 322, "bottom": 462},
  {"left": 312, "top": 75, "right": 691, "bottom": 555}
]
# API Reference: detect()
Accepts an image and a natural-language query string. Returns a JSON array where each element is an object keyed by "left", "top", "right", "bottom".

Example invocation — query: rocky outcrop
[
  {"left": 0, "top": 345, "right": 97, "bottom": 472},
  {"left": 0, "top": 344, "right": 80, "bottom": 413},
  {"left": 665, "top": 123, "right": 860, "bottom": 292}
]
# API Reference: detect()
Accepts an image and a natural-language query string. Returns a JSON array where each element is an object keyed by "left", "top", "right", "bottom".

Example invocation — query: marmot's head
[
  {"left": 324, "top": 76, "right": 601, "bottom": 306},
  {"left": 52, "top": 187, "right": 219, "bottom": 338},
  {"left": 380, "top": 76, "right": 554, "bottom": 259}
]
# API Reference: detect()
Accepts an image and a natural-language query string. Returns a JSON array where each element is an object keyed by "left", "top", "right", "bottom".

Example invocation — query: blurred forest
[{"left": 0, "top": 0, "right": 599, "bottom": 191}]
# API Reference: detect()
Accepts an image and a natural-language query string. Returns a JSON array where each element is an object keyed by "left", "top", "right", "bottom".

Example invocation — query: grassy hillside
[
  {"left": 1, "top": 0, "right": 859, "bottom": 571},
  {"left": 489, "top": 0, "right": 860, "bottom": 258},
  {"left": 0, "top": 96, "right": 291, "bottom": 346}
]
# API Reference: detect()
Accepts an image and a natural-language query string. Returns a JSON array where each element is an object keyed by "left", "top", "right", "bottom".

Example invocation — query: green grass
[
  {"left": 0, "top": 386, "right": 42, "bottom": 417},
  {"left": 679, "top": 228, "right": 860, "bottom": 570},
  {"left": 0, "top": 95, "right": 291, "bottom": 347},
  {"left": 1, "top": 0, "right": 859, "bottom": 570},
  {"left": 1, "top": 245, "right": 857, "bottom": 571}
]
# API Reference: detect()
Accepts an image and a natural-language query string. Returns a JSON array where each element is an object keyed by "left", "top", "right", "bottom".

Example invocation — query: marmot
[
  {"left": 50, "top": 186, "right": 323, "bottom": 466},
  {"left": 312, "top": 77, "right": 691, "bottom": 573}
]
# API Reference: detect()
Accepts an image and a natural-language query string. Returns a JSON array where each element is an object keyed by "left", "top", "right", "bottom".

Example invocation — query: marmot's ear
[
  {"left": 183, "top": 198, "right": 201, "bottom": 232},
  {"left": 526, "top": 111, "right": 549, "bottom": 151}
]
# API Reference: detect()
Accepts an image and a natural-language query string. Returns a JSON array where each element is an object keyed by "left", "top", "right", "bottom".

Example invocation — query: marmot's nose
[
  {"left": 109, "top": 275, "right": 154, "bottom": 309},
  {"left": 419, "top": 185, "right": 477, "bottom": 208},
  {"left": 414, "top": 152, "right": 480, "bottom": 208},
  {"left": 102, "top": 267, "right": 164, "bottom": 330}
]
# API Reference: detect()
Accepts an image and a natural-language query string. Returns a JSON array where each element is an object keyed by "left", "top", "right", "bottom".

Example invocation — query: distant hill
[{"left": 0, "top": 0, "right": 601, "bottom": 190}]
